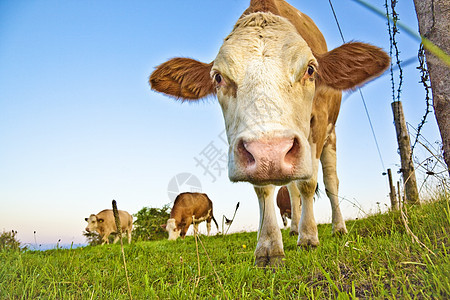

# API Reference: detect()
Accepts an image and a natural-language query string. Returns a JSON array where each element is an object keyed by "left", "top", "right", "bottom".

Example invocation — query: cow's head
[
  {"left": 150, "top": 12, "right": 389, "bottom": 186},
  {"left": 165, "top": 218, "right": 182, "bottom": 240},
  {"left": 85, "top": 214, "right": 103, "bottom": 232}
]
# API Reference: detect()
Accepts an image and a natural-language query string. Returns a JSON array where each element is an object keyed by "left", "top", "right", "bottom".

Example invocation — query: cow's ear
[
  {"left": 150, "top": 58, "right": 215, "bottom": 101},
  {"left": 84, "top": 218, "right": 88, "bottom": 222},
  {"left": 315, "top": 42, "right": 390, "bottom": 90},
  {"left": 160, "top": 224, "right": 166, "bottom": 229},
  {"left": 98, "top": 218, "right": 104, "bottom": 223}
]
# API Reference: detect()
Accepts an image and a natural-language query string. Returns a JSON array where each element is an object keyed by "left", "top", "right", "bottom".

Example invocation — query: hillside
[{"left": 1, "top": 196, "right": 449, "bottom": 299}]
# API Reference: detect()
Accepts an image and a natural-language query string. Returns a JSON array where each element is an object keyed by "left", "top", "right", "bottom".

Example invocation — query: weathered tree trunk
[{"left": 413, "top": 0, "right": 450, "bottom": 175}]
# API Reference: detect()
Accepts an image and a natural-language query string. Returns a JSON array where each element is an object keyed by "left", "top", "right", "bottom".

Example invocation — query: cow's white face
[
  {"left": 150, "top": 11, "right": 390, "bottom": 187},
  {"left": 212, "top": 13, "right": 316, "bottom": 185},
  {"left": 166, "top": 218, "right": 180, "bottom": 240},
  {"left": 85, "top": 214, "right": 99, "bottom": 232}
]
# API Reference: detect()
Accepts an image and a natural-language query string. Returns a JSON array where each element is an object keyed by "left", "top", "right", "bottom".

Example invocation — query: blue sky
[{"left": 0, "top": 1, "right": 442, "bottom": 247}]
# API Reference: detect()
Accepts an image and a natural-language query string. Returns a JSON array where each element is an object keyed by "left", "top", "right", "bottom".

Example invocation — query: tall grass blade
[{"left": 112, "top": 200, "right": 132, "bottom": 300}]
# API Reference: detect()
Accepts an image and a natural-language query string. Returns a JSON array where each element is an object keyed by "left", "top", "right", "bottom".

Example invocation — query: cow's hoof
[
  {"left": 289, "top": 230, "right": 298, "bottom": 236},
  {"left": 255, "top": 255, "right": 285, "bottom": 268},
  {"left": 332, "top": 224, "right": 348, "bottom": 236},
  {"left": 297, "top": 235, "right": 319, "bottom": 248}
]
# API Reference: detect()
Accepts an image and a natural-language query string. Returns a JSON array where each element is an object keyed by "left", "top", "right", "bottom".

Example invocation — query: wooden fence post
[
  {"left": 391, "top": 101, "right": 420, "bottom": 204},
  {"left": 387, "top": 169, "right": 398, "bottom": 210}
]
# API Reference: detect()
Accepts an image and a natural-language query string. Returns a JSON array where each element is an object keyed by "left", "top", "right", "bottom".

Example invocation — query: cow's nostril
[
  {"left": 285, "top": 137, "right": 300, "bottom": 164},
  {"left": 238, "top": 140, "right": 255, "bottom": 165}
]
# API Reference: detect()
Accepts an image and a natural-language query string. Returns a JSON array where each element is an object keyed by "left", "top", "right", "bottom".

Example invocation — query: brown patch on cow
[
  {"left": 248, "top": 0, "right": 280, "bottom": 14},
  {"left": 243, "top": 0, "right": 327, "bottom": 54},
  {"left": 309, "top": 107, "right": 327, "bottom": 160},
  {"left": 315, "top": 42, "right": 390, "bottom": 90},
  {"left": 150, "top": 58, "right": 215, "bottom": 100},
  {"left": 309, "top": 85, "right": 341, "bottom": 159}
]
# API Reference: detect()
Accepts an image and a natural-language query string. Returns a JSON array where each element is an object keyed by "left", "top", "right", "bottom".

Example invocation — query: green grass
[{"left": 1, "top": 196, "right": 449, "bottom": 299}]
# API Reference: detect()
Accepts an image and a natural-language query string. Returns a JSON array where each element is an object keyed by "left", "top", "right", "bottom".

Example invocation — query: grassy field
[{"left": 1, "top": 196, "right": 449, "bottom": 299}]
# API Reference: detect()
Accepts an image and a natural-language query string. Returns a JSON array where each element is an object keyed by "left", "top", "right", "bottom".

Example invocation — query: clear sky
[{"left": 0, "top": 0, "right": 442, "bottom": 247}]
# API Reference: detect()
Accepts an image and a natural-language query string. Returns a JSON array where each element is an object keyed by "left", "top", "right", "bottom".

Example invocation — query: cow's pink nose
[
  {"left": 85, "top": 228, "right": 90, "bottom": 232},
  {"left": 236, "top": 137, "right": 300, "bottom": 183}
]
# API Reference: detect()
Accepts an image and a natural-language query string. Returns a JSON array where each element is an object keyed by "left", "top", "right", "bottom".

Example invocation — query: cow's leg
[
  {"left": 101, "top": 232, "right": 110, "bottom": 245},
  {"left": 281, "top": 213, "right": 288, "bottom": 229},
  {"left": 297, "top": 158, "right": 320, "bottom": 247},
  {"left": 113, "top": 233, "right": 120, "bottom": 244},
  {"left": 127, "top": 229, "right": 132, "bottom": 244},
  {"left": 287, "top": 181, "right": 301, "bottom": 236},
  {"left": 321, "top": 129, "right": 347, "bottom": 235},
  {"left": 254, "top": 185, "right": 284, "bottom": 267},
  {"left": 206, "top": 219, "right": 212, "bottom": 236}
]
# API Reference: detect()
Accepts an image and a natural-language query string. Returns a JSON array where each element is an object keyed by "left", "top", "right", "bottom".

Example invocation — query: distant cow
[
  {"left": 85, "top": 209, "right": 133, "bottom": 245},
  {"left": 277, "top": 184, "right": 316, "bottom": 231},
  {"left": 165, "top": 192, "right": 219, "bottom": 240},
  {"left": 276, "top": 186, "right": 291, "bottom": 229}
]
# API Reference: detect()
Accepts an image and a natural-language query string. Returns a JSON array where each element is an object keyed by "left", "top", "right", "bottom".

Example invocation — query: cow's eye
[
  {"left": 307, "top": 65, "right": 315, "bottom": 76},
  {"left": 214, "top": 73, "right": 223, "bottom": 84}
]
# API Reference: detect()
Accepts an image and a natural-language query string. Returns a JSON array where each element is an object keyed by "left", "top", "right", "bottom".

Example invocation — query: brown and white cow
[
  {"left": 277, "top": 184, "right": 318, "bottom": 229},
  {"left": 85, "top": 209, "right": 133, "bottom": 245},
  {"left": 277, "top": 186, "right": 292, "bottom": 229},
  {"left": 150, "top": 0, "right": 389, "bottom": 266},
  {"left": 165, "top": 192, "right": 219, "bottom": 240}
]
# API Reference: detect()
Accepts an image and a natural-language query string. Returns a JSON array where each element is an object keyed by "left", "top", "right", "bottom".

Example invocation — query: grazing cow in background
[
  {"left": 165, "top": 192, "right": 219, "bottom": 240},
  {"left": 277, "top": 185, "right": 319, "bottom": 230},
  {"left": 85, "top": 209, "right": 133, "bottom": 245},
  {"left": 150, "top": 0, "right": 389, "bottom": 266},
  {"left": 276, "top": 186, "right": 292, "bottom": 229}
]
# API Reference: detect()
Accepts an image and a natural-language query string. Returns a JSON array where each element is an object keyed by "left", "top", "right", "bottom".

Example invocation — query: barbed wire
[
  {"left": 385, "top": 0, "right": 403, "bottom": 104},
  {"left": 411, "top": 44, "right": 433, "bottom": 154},
  {"left": 385, "top": 0, "right": 403, "bottom": 138},
  {"left": 391, "top": 0, "right": 403, "bottom": 103},
  {"left": 406, "top": 122, "right": 450, "bottom": 196},
  {"left": 384, "top": 0, "right": 441, "bottom": 192},
  {"left": 384, "top": 0, "right": 395, "bottom": 103}
]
